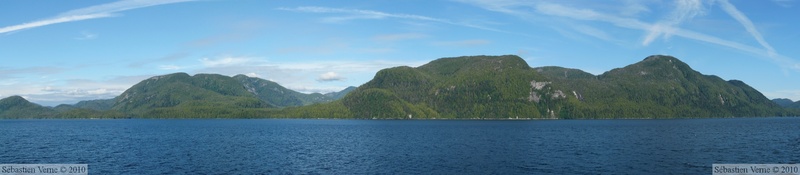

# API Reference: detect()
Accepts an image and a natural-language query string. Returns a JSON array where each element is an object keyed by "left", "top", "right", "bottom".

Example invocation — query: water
[{"left": 1, "top": 118, "right": 799, "bottom": 174}]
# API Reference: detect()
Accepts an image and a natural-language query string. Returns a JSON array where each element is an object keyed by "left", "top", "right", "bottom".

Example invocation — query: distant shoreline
[{"left": 1, "top": 116, "right": 796, "bottom": 120}]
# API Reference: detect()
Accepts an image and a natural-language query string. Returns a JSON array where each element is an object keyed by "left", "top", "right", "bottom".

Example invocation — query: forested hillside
[
  {"left": 285, "top": 55, "right": 794, "bottom": 119},
  {"left": 1, "top": 55, "right": 795, "bottom": 119}
]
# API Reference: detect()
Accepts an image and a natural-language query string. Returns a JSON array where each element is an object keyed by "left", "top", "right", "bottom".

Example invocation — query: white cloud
[
  {"left": 42, "top": 86, "right": 56, "bottom": 92},
  {"left": 3, "top": 53, "right": 430, "bottom": 105},
  {"left": 158, "top": 65, "right": 182, "bottom": 70},
  {"left": 22, "top": 88, "right": 126, "bottom": 106},
  {"left": 279, "top": 6, "right": 440, "bottom": 22},
  {"left": 199, "top": 56, "right": 252, "bottom": 67},
  {"left": 87, "top": 88, "right": 112, "bottom": 95},
  {"left": 2, "top": 77, "right": 140, "bottom": 106},
  {"left": 317, "top": 71, "right": 345, "bottom": 82},
  {"left": 0, "top": 0, "right": 197, "bottom": 34},
  {"left": 571, "top": 24, "right": 617, "bottom": 42},
  {"left": 287, "top": 85, "right": 350, "bottom": 94},
  {"left": 0, "top": 14, "right": 113, "bottom": 34},
  {"left": 59, "top": 0, "right": 196, "bottom": 17},
  {"left": 245, "top": 72, "right": 260, "bottom": 78},
  {"left": 187, "top": 55, "right": 427, "bottom": 95},
  {"left": 0, "top": 72, "right": 157, "bottom": 106},
  {"left": 459, "top": 0, "right": 800, "bottom": 71},
  {"left": 278, "top": 6, "right": 516, "bottom": 35},
  {"left": 717, "top": 0, "right": 776, "bottom": 55},
  {"left": 643, "top": 0, "right": 708, "bottom": 46},
  {"left": 620, "top": 0, "right": 651, "bottom": 17}
]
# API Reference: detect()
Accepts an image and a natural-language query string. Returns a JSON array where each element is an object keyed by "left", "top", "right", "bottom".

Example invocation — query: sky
[{"left": 1, "top": 0, "right": 799, "bottom": 106}]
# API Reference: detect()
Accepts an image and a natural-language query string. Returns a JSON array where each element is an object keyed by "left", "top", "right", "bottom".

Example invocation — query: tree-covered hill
[
  {"left": 288, "top": 55, "right": 794, "bottom": 119},
  {"left": 0, "top": 73, "right": 355, "bottom": 119},
  {"left": 544, "top": 55, "right": 790, "bottom": 118},
  {"left": 325, "top": 86, "right": 356, "bottom": 99},
  {"left": 773, "top": 98, "right": 800, "bottom": 108},
  {"left": 234, "top": 75, "right": 343, "bottom": 107},
  {"left": 0, "top": 96, "right": 56, "bottom": 118},
  {"left": 54, "top": 99, "right": 115, "bottom": 112},
  {"left": 772, "top": 98, "right": 800, "bottom": 114},
  {"left": 110, "top": 73, "right": 354, "bottom": 118},
  {"left": 110, "top": 73, "right": 270, "bottom": 117},
  {"left": 0, "top": 55, "right": 796, "bottom": 119}
]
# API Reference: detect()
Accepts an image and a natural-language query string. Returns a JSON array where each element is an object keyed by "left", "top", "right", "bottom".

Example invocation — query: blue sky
[{"left": 1, "top": 0, "right": 799, "bottom": 106}]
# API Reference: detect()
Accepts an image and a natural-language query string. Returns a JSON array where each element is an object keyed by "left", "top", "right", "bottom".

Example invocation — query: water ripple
[{"left": 0, "top": 118, "right": 798, "bottom": 174}]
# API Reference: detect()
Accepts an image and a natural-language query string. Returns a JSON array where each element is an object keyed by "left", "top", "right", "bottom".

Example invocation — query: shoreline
[{"left": 1, "top": 116, "right": 797, "bottom": 120}]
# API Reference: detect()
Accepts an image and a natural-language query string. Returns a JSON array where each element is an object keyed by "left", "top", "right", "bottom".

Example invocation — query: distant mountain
[
  {"left": 234, "top": 75, "right": 348, "bottom": 107},
  {"left": 75, "top": 99, "right": 115, "bottom": 111},
  {"left": 0, "top": 96, "right": 56, "bottom": 118},
  {"left": 288, "top": 55, "right": 794, "bottom": 119},
  {"left": 108, "top": 73, "right": 354, "bottom": 118},
  {"left": 112, "top": 73, "right": 269, "bottom": 115},
  {"left": 773, "top": 98, "right": 800, "bottom": 109},
  {"left": 773, "top": 98, "right": 795, "bottom": 107},
  {"left": 54, "top": 99, "right": 115, "bottom": 112},
  {"left": 325, "top": 86, "right": 357, "bottom": 99},
  {"left": 1, "top": 55, "right": 795, "bottom": 119},
  {"left": 0, "top": 72, "right": 357, "bottom": 119}
]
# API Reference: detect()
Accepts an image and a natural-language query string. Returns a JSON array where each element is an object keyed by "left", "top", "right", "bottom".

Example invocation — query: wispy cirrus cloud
[
  {"left": 643, "top": 0, "right": 708, "bottom": 46},
  {"left": 717, "top": 0, "right": 776, "bottom": 55},
  {"left": 0, "top": 0, "right": 197, "bottom": 34},
  {"left": 0, "top": 14, "right": 114, "bottom": 34},
  {"left": 772, "top": 0, "right": 794, "bottom": 8},
  {"left": 619, "top": 0, "right": 651, "bottom": 17},
  {"left": 278, "top": 6, "right": 440, "bottom": 23},
  {"left": 571, "top": 24, "right": 618, "bottom": 43},
  {"left": 278, "top": 6, "right": 518, "bottom": 35},
  {"left": 458, "top": 0, "right": 799, "bottom": 71}
]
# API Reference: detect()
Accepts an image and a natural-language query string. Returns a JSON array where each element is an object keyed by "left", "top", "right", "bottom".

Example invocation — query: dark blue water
[{"left": 1, "top": 118, "right": 799, "bottom": 174}]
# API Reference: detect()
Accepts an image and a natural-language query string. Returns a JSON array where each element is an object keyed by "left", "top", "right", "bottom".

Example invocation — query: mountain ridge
[
  {"left": 772, "top": 98, "right": 800, "bottom": 111},
  {"left": 0, "top": 73, "right": 354, "bottom": 118},
  {"left": 0, "top": 95, "right": 56, "bottom": 118},
  {"left": 289, "top": 55, "right": 794, "bottom": 119},
  {"left": 1, "top": 54, "right": 797, "bottom": 119}
]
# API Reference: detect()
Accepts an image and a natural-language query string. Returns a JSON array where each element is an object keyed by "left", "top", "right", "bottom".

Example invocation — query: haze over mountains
[{"left": 1, "top": 55, "right": 797, "bottom": 119}]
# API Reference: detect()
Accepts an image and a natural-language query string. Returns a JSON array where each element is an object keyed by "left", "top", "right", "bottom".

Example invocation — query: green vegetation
[
  {"left": 1, "top": 55, "right": 796, "bottom": 119},
  {"left": 110, "top": 73, "right": 271, "bottom": 118},
  {"left": 234, "top": 75, "right": 343, "bottom": 107},
  {"left": 0, "top": 96, "right": 57, "bottom": 118},
  {"left": 773, "top": 98, "right": 800, "bottom": 114},
  {"left": 539, "top": 55, "right": 792, "bottom": 118},
  {"left": 773, "top": 98, "right": 800, "bottom": 108}
]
